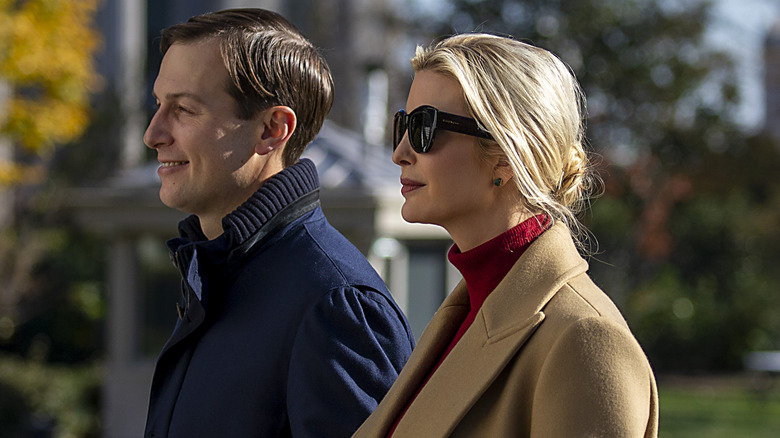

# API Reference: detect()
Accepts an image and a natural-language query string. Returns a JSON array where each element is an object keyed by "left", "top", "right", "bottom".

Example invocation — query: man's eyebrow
[{"left": 153, "top": 91, "right": 207, "bottom": 104}]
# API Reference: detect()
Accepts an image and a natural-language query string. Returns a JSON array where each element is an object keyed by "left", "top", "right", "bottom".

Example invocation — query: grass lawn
[{"left": 659, "top": 374, "right": 780, "bottom": 437}]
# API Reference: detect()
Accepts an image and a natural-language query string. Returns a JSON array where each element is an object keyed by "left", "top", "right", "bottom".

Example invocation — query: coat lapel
[
  {"left": 394, "top": 308, "right": 544, "bottom": 436},
  {"left": 355, "top": 223, "right": 589, "bottom": 437},
  {"left": 400, "top": 224, "right": 587, "bottom": 435}
]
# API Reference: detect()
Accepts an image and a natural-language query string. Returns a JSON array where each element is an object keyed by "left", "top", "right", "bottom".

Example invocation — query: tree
[
  {"left": 0, "top": 0, "right": 105, "bottom": 362},
  {"left": 0, "top": 2, "right": 103, "bottom": 434},
  {"left": 0, "top": 0, "right": 101, "bottom": 184},
  {"left": 409, "top": 0, "right": 780, "bottom": 371}
]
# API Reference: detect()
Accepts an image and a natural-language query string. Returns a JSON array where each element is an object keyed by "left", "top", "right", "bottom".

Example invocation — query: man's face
[{"left": 144, "top": 39, "right": 267, "bottom": 223}]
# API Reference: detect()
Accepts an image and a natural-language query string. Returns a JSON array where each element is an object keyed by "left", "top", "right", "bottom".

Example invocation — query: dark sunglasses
[{"left": 393, "top": 105, "right": 494, "bottom": 153}]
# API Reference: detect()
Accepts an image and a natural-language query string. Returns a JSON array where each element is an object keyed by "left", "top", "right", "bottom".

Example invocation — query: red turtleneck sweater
[{"left": 388, "top": 215, "right": 549, "bottom": 436}]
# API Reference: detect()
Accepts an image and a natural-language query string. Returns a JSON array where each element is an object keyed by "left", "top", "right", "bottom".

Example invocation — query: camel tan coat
[{"left": 354, "top": 223, "right": 658, "bottom": 437}]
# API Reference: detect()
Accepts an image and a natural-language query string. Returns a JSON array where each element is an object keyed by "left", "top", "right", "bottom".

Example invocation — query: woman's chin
[
  {"left": 401, "top": 205, "right": 440, "bottom": 227},
  {"left": 400, "top": 205, "right": 424, "bottom": 224}
]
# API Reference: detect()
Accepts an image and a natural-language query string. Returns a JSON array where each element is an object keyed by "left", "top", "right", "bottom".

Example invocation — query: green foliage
[
  {"left": 0, "top": 4, "right": 109, "bottom": 434},
  {"left": 0, "top": 355, "right": 101, "bottom": 438},
  {"left": 416, "top": 0, "right": 779, "bottom": 371},
  {"left": 0, "top": 222, "right": 106, "bottom": 364},
  {"left": 0, "top": 4, "right": 110, "bottom": 435},
  {"left": 589, "top": 133, "right": 780, "bottom": 371}
]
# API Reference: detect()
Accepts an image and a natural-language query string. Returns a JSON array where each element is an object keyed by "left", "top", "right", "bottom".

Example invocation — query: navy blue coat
[{"left": 145, "top": 160, "right": 415, "bottom": 437}]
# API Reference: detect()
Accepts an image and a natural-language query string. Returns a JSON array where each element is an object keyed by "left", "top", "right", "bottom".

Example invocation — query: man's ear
[{"left": 255, "top": 106, "right": 297, "bottom": 155}]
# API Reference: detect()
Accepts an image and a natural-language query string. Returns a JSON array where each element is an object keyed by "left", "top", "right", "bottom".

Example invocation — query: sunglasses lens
[
  {"left": 409, "top": 111, "right": 433, "bottom": 153},
  {"left": 392, "top": 107, "right": 436, "bottom": 153},
  {"left": 393, "top": 111, "right": 406, "bottom": 150}
]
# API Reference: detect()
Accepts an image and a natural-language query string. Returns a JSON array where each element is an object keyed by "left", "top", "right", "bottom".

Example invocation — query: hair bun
[{"left": 555, "top": 142, "right": 592, "bottom": 213}]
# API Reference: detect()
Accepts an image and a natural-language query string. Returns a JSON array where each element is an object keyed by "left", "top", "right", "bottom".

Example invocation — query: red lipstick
[{"left": 400, "top": 178, "right": 424, "bottom": 196}]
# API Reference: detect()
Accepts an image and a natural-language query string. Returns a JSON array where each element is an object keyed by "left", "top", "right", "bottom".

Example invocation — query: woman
[{"left": 354, "top": 34, "right": 658, "bottom": 437}]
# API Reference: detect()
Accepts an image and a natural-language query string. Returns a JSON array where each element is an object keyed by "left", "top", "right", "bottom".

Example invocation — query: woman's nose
[{"left": 392, "top": 133, "right": 415, "bottom": 166}]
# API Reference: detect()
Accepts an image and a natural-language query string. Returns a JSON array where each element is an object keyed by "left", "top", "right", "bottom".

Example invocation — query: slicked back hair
[{"left": 160, "top": 8, "right": 334, "bottom": 167}]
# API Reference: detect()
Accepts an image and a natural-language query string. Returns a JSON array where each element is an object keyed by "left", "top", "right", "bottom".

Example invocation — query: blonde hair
[{"left": 411, "top": 33, "right": 600, "bottom": 247}]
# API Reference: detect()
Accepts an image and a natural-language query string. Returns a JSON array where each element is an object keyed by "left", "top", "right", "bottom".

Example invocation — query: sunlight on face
[
  {"left": 144, "top": 39, "right": 267, "bottom": 227},
  {"left": 392, "top": 70, "right": 501, "bottom": 247}
]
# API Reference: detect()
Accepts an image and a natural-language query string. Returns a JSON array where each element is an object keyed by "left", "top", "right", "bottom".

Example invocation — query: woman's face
[{"left": 393, "top": 70, "right": 500, "bottom": 240}]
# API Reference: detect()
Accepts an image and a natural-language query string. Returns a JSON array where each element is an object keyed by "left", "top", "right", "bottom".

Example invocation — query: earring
[{"left": 493, "top": 178, "right": 502, "bottom": 187}]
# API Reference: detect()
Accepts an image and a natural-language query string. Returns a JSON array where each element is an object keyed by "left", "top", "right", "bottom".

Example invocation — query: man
[{"left": 142, "top": 9, "right": 414, "bottom": 438}]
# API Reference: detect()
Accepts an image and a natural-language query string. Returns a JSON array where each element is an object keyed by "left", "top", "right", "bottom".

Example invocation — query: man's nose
[{"left": 143, "top": 110, "right": 171, "bottom": 149}]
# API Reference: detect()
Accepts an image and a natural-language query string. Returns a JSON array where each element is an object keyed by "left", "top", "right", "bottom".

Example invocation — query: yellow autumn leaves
[{"left": 0, "top": 0, "right": 101, "bottom": 184}]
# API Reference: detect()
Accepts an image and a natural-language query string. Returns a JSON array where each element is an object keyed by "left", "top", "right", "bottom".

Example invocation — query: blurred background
[{"left": 1, "top": 0, "right": 780, "bottom": 436}]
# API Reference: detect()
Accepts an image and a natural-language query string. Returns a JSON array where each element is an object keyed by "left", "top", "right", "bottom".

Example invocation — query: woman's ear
[
  {"left": 255, "top": 106, "right": 297, "bottom": 155},
  {"left": 493, "top": 157, "right": 514, "bottom": 186}
]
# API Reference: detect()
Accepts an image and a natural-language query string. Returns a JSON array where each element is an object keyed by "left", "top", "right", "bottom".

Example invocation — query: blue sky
[{"left": 708, "top": 0, "right": 780, "bottom": 131}]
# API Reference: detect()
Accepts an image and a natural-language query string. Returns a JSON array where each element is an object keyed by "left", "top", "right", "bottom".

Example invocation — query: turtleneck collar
[
  {"left": 176, "top": 158, "right": 319, "bottom": 246},
  {"left": 447, "top": 215, "right": 549, "bottom": 312}
]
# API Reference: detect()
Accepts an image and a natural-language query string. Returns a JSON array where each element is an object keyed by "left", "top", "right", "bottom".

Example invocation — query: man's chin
[{"left": 158, "top": 191, "right": 188, "bottom": 213}]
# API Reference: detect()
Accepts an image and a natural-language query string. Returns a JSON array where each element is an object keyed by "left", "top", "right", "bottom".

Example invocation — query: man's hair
[{"left": 160, "top": 8, "right": 334, "bottom": 167}]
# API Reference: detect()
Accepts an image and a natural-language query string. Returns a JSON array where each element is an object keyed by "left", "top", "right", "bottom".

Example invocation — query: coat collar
[
  {"left": 168, "top": 158, "right": 320, "bottom": 257},
  {"left": 355, "top": 222, "right": 588, "bottom": 436},
  {"left": 159, "top": 159, "right": 322, "bottom": 357}
]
